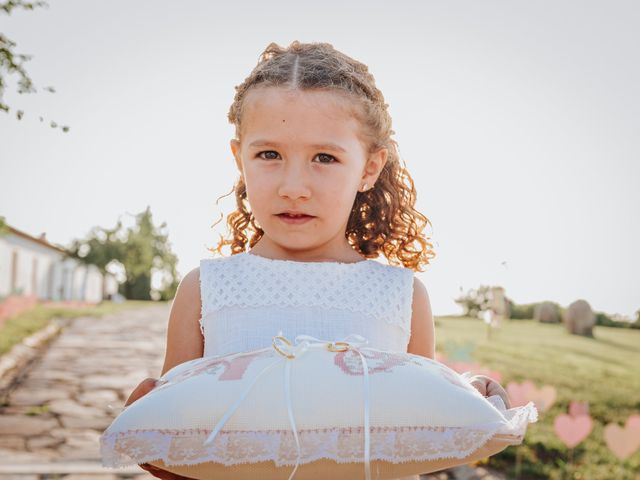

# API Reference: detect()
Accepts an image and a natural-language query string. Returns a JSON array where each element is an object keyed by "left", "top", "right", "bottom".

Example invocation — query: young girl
[{"left": 125, "top": 40, "right": 511, "bottom": 480}]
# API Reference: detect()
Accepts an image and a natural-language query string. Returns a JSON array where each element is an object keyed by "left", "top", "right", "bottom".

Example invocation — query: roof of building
[{"left": 4, "top": 224, "right": 68, "bottom": 255}]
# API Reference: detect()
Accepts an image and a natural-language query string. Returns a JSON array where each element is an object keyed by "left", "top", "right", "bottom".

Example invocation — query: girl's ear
[
  {"left": 230, "top": 139, "right": 243, "bottom": 176},
  {"left": 360, "top": 147, "right": 388, "bottom": 189}
]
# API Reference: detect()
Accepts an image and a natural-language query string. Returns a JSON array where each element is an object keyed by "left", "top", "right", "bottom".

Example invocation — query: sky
[{"left": 1, "top": 0, "right": 638, "bottom": 319}]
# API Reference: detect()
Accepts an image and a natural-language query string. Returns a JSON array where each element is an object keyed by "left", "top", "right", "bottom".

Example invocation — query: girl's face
[{"left": 230, "top": 87, "right": 387, "bottom": 259}]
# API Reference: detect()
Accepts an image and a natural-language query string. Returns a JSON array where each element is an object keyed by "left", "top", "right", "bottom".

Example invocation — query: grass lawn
[
  {"left": 0, "top": 300, "right": 164, "bottom": 356},
  {"left": 434, "top": 316, "right": 640, "bottom": 479}
]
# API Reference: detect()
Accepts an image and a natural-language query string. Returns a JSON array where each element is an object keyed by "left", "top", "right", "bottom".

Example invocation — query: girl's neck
[{"left": 247, "top": 243, "right": 366, "bottom": 264}]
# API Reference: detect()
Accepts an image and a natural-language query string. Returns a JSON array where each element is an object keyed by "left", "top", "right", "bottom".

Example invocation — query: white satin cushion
[{"left": 100, "top": 334, "right": 538, "bottom": 479}]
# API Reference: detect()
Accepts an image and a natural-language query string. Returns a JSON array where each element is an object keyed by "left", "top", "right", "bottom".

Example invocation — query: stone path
[
  {"left": 0, "top": 303, "right": 504, "bottom": 480},
  {"left": 0, "top": 304, "right": 167, "bottom": 479}
]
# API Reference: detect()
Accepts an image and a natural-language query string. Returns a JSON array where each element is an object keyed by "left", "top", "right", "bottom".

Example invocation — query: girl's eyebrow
[{"left": 248, "top": 139, "right": 347, "bottom": 153}]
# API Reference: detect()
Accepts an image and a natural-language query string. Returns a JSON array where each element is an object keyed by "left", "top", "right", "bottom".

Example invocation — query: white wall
[
  {"left": 0, "top": 233, "right": 64, "bottom": 298},
  {"left": 0, "top": 232, "right": 115, "bottom": 302}
]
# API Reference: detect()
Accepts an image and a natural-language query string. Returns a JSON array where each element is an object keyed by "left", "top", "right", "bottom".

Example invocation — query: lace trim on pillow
[
  {"left": 198, "top": 266, "right": 206, "bottom": 338},
  {"left": 199, "top": 254, "right": 414, "bottom": 335},
  {"left": 101, "top": 401, "right": 538, "bottom": 468}
]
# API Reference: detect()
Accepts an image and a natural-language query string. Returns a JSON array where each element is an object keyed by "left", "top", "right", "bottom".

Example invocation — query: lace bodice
[{"left": 198, "top": 251, "right": 415, "bottom": 358}]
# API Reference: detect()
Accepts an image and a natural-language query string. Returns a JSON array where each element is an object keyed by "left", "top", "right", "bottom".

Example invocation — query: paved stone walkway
[
  {"left": 0, "top": 303, "right": 504, "bottom": 480},
  {"left": 0, "top": 304, "right": 168, "bottom": 479}
]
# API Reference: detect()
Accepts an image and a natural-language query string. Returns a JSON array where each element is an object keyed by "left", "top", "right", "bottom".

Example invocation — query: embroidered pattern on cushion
[
  {"left": 152, "top": 350, "right": 273, "bottom": 394},
  {"left": 334, "top": 350, "right": 412, "bottom": 376}
]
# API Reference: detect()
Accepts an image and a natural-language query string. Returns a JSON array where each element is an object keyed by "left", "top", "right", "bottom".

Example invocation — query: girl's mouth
[{"left": 276, "top": 213, "right": 315, "bottom": 224}]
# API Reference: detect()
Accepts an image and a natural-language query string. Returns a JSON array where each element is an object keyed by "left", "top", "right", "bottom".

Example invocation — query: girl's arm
[
  {"left": 124, "top": 267, "right": 205, "bottom": 479},
  {"left": 406, "top": 277, "right": 435, "bottom": 360},
  {"left": 125, "top": 266, "right": 204, "bottom": 405},
  {"left": 160, "top": 267, "right": 205, "bottom": 376}
]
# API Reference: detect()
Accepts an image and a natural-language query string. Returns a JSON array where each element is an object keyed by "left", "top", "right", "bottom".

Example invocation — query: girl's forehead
[
  {"left": 245, "top": 86, "right": 355, "bottom": 110},
  {"left": 240, "top": 87, "right": 364, "bottom": 147}
]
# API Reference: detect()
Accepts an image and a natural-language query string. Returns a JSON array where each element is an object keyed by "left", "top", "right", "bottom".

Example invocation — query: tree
[
  {"left": 0, "top": 215, "right": 8, "bottom": 235},
  {"left": 453, "top": 285, "right": 493, "bottom": 318},
  {"left": 1, "top": 0, "right": 69, "bottom": 131},
  {"left": 67, "top": 207, "right": 179, "bottom": 301}
]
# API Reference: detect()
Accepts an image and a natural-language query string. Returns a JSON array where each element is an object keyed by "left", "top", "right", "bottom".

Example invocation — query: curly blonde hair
[{"left": 210, "top": 40, "right": 435, "bottom": 272}]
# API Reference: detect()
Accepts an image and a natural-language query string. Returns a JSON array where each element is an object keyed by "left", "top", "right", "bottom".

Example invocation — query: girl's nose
[{"left": 277, "top": 164, "right": 312, "bottom": 199}]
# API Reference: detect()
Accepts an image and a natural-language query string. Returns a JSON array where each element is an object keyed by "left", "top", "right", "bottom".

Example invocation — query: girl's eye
[
  {"left": 257, "top": 150, "right": 280, "bottom": 160},
  {"left": 255, "top": 151, "right": 337, "bottom": 164},
  {"left": 315, "top": 153, "right": 337, "bottom": 164}
]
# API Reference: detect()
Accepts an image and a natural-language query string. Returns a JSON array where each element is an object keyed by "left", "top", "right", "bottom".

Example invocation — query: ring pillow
[{"left": 100, "top": 333, "right": 538, "bottom": 479}]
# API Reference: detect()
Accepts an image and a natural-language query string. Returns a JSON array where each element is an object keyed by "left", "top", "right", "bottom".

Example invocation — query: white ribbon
[{"left": 202, "top": 332, "right": 372, "bottom": 480}]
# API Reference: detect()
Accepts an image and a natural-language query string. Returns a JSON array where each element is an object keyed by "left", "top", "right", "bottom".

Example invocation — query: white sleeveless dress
[
  {"left": 198, "top": 251, "right": 415, "bottom": 357},
  {"left": 198, "top": 251, "right": 421, "bottom": 480}
]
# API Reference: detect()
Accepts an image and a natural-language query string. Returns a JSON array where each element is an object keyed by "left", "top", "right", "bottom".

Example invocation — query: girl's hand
[
  {"left": 467, "top": 374, "right": 512, "bottom": 409},
  {"left": 138, "top": 462, "right": 195, "bottom": 479},
  {"left": 124, "top": 377, "right": 159, "bottom": 407},
  {"left": 124, "top": 378, "right": 194, "bottom": 480}
]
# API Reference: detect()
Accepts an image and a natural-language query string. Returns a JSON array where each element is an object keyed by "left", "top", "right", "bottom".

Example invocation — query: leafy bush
[{"left": 508, "top": 301, "right": 537, "bottom": 320}]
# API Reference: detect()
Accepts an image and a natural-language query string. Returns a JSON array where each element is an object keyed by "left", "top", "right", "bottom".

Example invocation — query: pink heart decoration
[
  {"left": 604, "top": 419, "right": 640, "bottom": 460},
  {"left": 505, "top": 380, "right": 534, "bottom": 408},
  {"left": 554, "top": 413, "right": 593, "bottom": 448},
  {"left": 506, "top": 380, "right": 556, "bottom": 411},
  {"left": 569, "top": 400, "right": 589, "bottom": 417},
  {"left": 531, "top": 385, "right": 557, "bottom": 412},
  {"left": 627, "top": 414, "right": 640, "bottom": 430}
]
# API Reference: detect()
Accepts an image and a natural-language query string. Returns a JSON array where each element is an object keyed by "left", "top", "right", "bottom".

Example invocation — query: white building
[{"left": 0, "top": 223, "right": 117, "bottom": 303}]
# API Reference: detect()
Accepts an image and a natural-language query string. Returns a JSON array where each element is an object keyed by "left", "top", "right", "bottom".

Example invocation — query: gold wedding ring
[
  {"left": 326, "top": 341, "right": 350, "bottom": 352},
  {"left": 272, "top": 335, "right": 296, "bottom": 359}
]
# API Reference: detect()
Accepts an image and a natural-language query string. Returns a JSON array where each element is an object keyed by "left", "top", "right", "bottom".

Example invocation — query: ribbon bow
[{"left": 202, "top": 332, "right": 372, "bottom": 480}]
